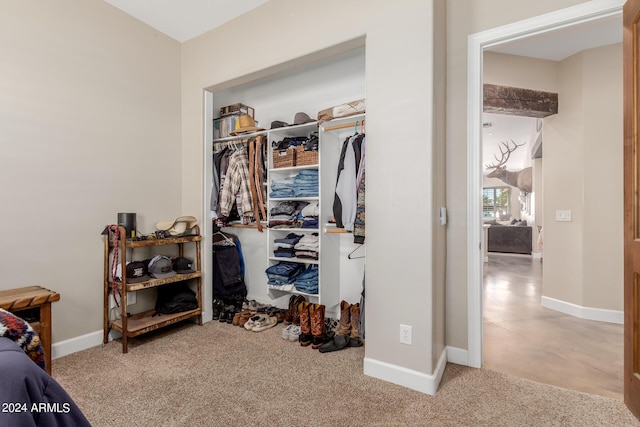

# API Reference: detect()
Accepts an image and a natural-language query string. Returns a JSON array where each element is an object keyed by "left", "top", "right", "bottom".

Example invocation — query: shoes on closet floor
[
  {"left": 251, "top": 315, "right": 278, "bottom": 332},
  {"left": 281, "top": 324, "right": 301, "bottom": 342}
]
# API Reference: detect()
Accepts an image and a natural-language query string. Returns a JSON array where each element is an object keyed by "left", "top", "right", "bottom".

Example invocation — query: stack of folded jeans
[
  {"left": 293, "top": 169, "right": 319, "bottom": 197},
  {"left": 265, "top": 261, "right": 306, "bottom": 291},
  {"left": 269, "top": 177, "right": 296, "bottom": 198},
  {"left": 294, "top": 264, "right": 318, "bottom": 294}
]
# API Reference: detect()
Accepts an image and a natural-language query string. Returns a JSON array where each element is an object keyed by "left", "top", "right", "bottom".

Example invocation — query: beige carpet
[{"left": 52, "top": 320, "right": 639, "bottom": 427}]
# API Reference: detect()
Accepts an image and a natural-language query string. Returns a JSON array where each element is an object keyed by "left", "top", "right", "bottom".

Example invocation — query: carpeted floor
[{"left": 52, "top": 320, "right": 640, "bottom": 427}]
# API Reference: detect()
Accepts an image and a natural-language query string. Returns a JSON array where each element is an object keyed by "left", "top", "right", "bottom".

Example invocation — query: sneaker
[
  {"left": 281, "top": 324, "right": 295, "bottom": 340},
  {"left": 287, "top": 325, "right": 301, "bottom": 342}
]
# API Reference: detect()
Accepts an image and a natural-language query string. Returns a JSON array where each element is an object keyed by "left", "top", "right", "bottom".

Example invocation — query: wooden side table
[{"left": 0, "top": 286, "right": 60, "bottom": 375}]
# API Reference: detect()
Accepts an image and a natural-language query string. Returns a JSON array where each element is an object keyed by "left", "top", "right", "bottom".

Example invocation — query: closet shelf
[
  {"left": 267, "top": 286, "right": 318, "bottom": 298},
  {"left": 269, "top": 165, "right": 319, "bottom": 173},
  {"left": 270, "top": 197, "right": 319, "bottom": 202},
  {"left": 269, "top": 228, "right": 318, "bottom": 233},
  {"left": 268, "top": 256, "right": 318, "bottom": 264}
]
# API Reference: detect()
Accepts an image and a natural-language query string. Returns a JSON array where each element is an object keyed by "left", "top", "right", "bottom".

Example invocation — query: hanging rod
[{"left": 322, "top": 119, "right": 365, "bottom": 132}]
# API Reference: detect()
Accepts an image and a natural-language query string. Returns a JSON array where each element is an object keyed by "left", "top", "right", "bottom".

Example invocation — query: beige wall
[
  {"left": 445, "top": 0, "right": 591, "bottom": 349},
  {"left": 182, "top": 0, "right": 446, "bottom": 376},
  {"left": 543, "top": 44, "right": 623, "bottom": 310},
  {"left": 1, "top": 0, "right": 182, "bottom": 342}
]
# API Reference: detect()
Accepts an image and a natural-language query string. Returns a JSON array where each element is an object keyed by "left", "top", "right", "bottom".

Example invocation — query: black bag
[{"left": 155, "top": 283, "right": 197, "bottom": 315}]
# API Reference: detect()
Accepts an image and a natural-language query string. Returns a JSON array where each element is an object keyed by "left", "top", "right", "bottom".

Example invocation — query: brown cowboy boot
[
  {"left": 319, "top": 301, "right": 351, "bottom": 353},
  {"left": 291, "top": 295, "right": 306, "bottom": 326},
  {"left": 298, "top": 301, "right": 312, "bottom": 346},
  {"left": 349, "top": 303, "right": 363, "bottom": 347},
  {"left": 310, "top": 304, "right": 330, "bottom": 349}
]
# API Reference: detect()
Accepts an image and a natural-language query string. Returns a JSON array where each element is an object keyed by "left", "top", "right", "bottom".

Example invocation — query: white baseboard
[
  {"left": 446, "top": 346, "right": 469, "bottom": 366},
  {"left": 51, "top": 330, "right": 103, "bottom": 360},
  {"left": 363, "top": 347, "right": 447, "bottom": 395},
  {"left": 541, "top": 296, "right": 623, "bottom": 324}
]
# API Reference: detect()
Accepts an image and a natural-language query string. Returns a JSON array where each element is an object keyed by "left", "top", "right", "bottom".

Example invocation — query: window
[{"left": 483, "top": 187, "right": 510, "bottom": 219}]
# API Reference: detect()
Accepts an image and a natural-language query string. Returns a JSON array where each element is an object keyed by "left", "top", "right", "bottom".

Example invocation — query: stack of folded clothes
[
  {"left": 300, "top": 201, "right": 319, "bottom": 229},
  {"left": 265, "top": 261, "right": 306, "bottom": 291},
  {"left": 294, "top": 233, "right": 319, "bottom": 260},
  {"left": 268, "top": 200, "right": 311, "bottom": 229},
  {"left": 293, "top": 264, "right": 318, "bottom": 294},
  {"left": 269, "top": 170, "right": 319, "bottom": 199},
  {"left": 273, "top": 233, "right": 303, "bottom": 258},
  {"left": 292, "top": 169, "right": 319, "bottom": 197}
]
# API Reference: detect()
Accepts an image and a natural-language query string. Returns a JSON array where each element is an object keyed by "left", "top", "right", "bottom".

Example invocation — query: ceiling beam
[{"left": 483, "top": 83, "right": 558, "bottom": 118}]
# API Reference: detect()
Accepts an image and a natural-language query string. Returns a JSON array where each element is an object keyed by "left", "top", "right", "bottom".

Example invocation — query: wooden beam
[{"left": 483, "top": 83, "right": 558, "bottom": 118}]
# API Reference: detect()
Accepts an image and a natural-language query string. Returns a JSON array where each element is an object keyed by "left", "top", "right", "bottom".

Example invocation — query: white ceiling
[
  {"left": 99, "top": 1, "right": 622, "bottom": 172},
  {"left": 102, "top": 0, "right": 269, "bottom": 42}
]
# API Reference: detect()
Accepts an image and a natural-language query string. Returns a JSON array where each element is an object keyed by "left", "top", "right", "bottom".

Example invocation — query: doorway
[{"left": 467, "top": 0, "right": 624, "bottom": 396}]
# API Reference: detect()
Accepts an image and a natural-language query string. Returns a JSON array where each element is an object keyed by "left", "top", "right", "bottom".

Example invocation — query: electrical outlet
[
  {"left": 109, "top": 291, "right": 136, "bottom": 308},
  {"left": 400, "top": 324, "right": 412, "bottom": 345}
]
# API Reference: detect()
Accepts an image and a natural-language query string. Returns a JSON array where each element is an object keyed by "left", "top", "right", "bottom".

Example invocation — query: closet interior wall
[{"left": 206, "top": 47, "right": 366, "bottom": 317}]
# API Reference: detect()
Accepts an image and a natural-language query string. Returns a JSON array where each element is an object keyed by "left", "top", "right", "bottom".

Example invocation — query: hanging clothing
[
  {"left": 354, "top": 137, "right": 366, "bottom": 243},
  {"left": 213, "top": 232, "right": 247, "bottom": 301},
  {"left": 219, "top": 147, "right": 254, "bottom": 218},
  {"left": 333, "top": 134, "right": 364, "bottom": 232}
]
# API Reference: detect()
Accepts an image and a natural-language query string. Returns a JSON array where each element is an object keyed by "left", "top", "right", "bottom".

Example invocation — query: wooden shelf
[
  {"left": 110, "top": 272, "right": 203, "bottom": 292},
  {"left": 111, "top": 308, "right": 201, "bottom": 337},
  {"left": 108, "top": 234, "right": 202, "bottom": 248}
]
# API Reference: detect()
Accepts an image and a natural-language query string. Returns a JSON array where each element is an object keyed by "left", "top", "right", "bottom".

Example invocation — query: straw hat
[
  {"left": 156, "top": 215, "right": 198, "bottom": 236},
  {"left": 230, "top": 115, "right": 264, "bottom": 135}
]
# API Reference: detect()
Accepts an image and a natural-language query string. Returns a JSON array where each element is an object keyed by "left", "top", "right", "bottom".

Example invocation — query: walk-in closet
[{"left": 205, "top": 46, "right": 366, "bottom": 328}]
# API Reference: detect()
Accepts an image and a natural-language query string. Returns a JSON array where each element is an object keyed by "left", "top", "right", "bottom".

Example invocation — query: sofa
[{"left": 486, "top": 221, "right": 532, "bottom": 255}]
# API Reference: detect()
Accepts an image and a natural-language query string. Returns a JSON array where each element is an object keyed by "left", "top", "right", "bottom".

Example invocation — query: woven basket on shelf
[
  {"left": 273, "top": 147, "right": 296, "bottom": 168},
  {"left": 296, "top": 145, "right": 318, "bottom": 166}
]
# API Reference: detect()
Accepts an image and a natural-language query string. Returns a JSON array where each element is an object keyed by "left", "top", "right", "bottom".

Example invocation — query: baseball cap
[
  {"left": 173, "top": 257, "right": 195, "bottom": 274},
  {"left": 126, "top": 261, "right": 150, "bottom": 283},
  {"left": 148, "top": 255, "right": 176, "bottom": 279}
]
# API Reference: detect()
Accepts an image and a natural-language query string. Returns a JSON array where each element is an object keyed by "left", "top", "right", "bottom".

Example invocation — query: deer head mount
[{"left": 485, "top": 139, "right": 533, "bottom": 193}]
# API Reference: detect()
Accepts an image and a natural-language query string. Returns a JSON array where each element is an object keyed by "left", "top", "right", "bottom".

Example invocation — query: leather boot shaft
[
  {"left": 310, "top": 303, "right": 330, "bottom": 349},
  {"left": 349, "top": 303, "right": 363, "bottom": 347},
  {"left": 298, "top": 301, "right": 312, "bottom": 346},
  {"left": 337, "top": 300, "right": 351, "bottom": 336}
]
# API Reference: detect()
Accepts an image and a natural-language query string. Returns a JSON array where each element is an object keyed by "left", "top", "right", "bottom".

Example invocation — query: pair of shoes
[
  {"left": 284, "top": 295, "right": 306, "bottom": 325},
  {"left": 319, "top": 301, "right": 363, "bottom": 353},
  {"left": 212, "top": 299, "right": 224, "bottom": 320},
  {"left": 281, "top": 324, "right": 301, "bottom": 342},
  {"left": 243, "top": 314, "right": 277, "bottom": 332},
  {"left": 236, "top": 310, "right": 253, "bottom": 327}
]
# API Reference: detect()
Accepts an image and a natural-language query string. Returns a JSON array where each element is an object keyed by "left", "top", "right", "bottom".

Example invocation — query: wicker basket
[
  {"left": 273, "top": 147, "right": 296, "bottom": 168},
  {"left": 296, "top": 145, "right": 319, "bottom": 166}
]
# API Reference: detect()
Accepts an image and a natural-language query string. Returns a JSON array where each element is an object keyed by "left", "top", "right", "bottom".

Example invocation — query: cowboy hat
[
  {"left": 155, "top": 215, "right": 198, "bottom": 236},
  {"left": 230, "top": 115, "right": 264, "bottom": 135}
]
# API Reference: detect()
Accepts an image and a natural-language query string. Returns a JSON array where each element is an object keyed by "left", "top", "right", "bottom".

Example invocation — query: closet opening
[{"left": 202, "top": 41, "right": 367, "bottom": 346}]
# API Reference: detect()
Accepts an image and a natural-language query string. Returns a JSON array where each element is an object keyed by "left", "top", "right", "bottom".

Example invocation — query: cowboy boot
[
  {"left": 319, "top": 301, "right": 351, "bottom": 353},
  {"left": 283, "top": 295, "right": 296, "bottom": 325},
  {"left": 298, "top": 301, "right": 312, "bottom": 347},
  {"left": 292, "top": 295, "right": 306, "bottom": 326},
  {"left": 349, "top": 302, "right": 363, "bottom": 347},
  {"left": 310, "top": 304, "right": 330, "bottom": 349}
]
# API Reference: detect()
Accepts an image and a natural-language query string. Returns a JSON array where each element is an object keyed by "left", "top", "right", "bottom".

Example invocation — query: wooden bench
[{"left": 0, "top": 286, "right": 60, "bottom": 375}]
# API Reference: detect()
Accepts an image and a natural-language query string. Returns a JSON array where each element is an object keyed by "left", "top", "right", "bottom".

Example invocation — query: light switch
[{"left": 555, "top": 210, "right": 572, "bottom": 222}]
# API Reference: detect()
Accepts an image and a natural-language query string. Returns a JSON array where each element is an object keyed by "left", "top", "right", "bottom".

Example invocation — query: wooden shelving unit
[{"left": 103, "top": 225, "right": 203, "bottom": 353}]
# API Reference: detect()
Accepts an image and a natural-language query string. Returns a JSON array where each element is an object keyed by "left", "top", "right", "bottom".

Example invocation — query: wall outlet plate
[{"left": 400, "top": 324, "right": 412, "bottom": 345}]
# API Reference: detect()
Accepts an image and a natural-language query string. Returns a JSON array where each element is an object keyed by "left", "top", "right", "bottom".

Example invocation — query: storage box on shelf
[{"left": 102, "top": 225, "right": 203, "bottom": 353}]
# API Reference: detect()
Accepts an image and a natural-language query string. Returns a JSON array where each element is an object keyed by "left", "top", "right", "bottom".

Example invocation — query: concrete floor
[{"left": 482, "top": 253, "right": 624, "bottom": 400}]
